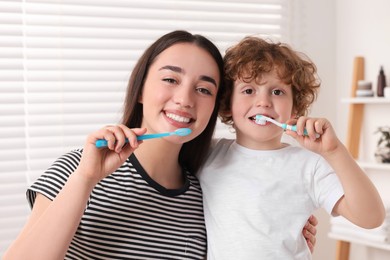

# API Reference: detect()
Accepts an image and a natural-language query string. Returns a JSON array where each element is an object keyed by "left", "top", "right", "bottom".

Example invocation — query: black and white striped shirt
[{"left": 27, "top": 150, "right": 207, "bottom": 259}]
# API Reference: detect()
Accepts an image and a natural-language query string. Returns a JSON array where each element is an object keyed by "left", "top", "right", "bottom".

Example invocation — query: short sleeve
[
  {"left": 26, "top": 149, "right": 82, "bottom": 209},
  {"left": 313, "top": 156, "right": 344, "bottom": 215}
]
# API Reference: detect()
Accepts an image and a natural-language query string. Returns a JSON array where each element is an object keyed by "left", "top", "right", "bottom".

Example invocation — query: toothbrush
[
  {"left": 255, "top": 115, "right": 320, "bottom": 138},
  {"left": 95, "top": 128, "right": 192, "bottom": 148}
]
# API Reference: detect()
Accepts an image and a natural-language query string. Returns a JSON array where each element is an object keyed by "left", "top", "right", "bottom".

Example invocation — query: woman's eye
[
  {"left": 197, "top": 88, "right": 212, "bottom": 95},
  {"left": 272, "top": 89, "right": 283, "bottom": 96},
  {"left": 163, "top": 78, "right": 177, "bottom": 84}
]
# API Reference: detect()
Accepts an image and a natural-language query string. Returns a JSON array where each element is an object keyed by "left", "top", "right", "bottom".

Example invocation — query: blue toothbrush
[
  {"left": 255, "top": 115, "right": 320, "bottom": 138},
  {"left": 95, "top": 128, "right": 192, "bottom": 148}
]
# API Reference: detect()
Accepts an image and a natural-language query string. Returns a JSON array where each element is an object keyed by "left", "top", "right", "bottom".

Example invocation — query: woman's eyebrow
[
  {"left": 200, "top": 75, "right": 217, "bottom": 88},
  {"left": 160, "top": 65, "right": 182, "bottom": 73},
  {"left": 160, "top": 65, "right": 217, "bottom": 88}
]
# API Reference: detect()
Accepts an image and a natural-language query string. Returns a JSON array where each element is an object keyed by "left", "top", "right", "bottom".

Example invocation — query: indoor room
[{"left": 1, "top": 0, "right": 389, "bottom": 259}]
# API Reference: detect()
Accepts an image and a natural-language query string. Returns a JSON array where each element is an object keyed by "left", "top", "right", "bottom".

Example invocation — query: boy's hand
[{"left": 285, "top": 117, "right": 341, "bottom": 156}]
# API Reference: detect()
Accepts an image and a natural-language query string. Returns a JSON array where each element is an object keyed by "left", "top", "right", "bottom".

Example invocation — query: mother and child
[{"left": 4, "top": 30, "right": 384, "bottom": 259}]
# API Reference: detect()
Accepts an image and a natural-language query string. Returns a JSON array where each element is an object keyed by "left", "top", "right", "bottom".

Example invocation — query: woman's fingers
[
  {"left": 303, "top": 214, "right": 318, "bottom": 253},
  {"left": 97, "top": 125, "right": 147, "bottom": 152}
]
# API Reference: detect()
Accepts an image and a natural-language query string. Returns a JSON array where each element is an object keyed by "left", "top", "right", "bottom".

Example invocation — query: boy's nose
[{"left": 255, "top": 93, "right": 271, "bottom": 107}]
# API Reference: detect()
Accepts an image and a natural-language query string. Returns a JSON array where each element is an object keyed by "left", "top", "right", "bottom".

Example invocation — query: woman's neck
[{"left": 133, "top": 139, "right": 184, "bottom": 189}]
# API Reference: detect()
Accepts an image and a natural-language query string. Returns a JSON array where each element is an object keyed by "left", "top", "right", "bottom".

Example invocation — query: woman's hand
[
  {"left": 303, "top": 215, "right": 318, "bottom": 253},
  {"left": 76, "top": 125, "right": 147, "bottom": 185}
]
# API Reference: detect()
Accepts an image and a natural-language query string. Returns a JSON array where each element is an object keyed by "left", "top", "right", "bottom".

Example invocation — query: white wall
[
  {"left": 336, "top": 0, "right": 390, "bottom": 142},
  {"left": 289, "top": 1, "right": 337, "bottom": 259},
  {"left": 292, "top": 0, "right": 390, "bottom": 259}
]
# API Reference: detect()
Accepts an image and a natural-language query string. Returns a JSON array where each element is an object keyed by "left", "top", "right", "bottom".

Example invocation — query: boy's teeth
[{"left": 166, "top": 113, "right": 190, "bottom": 123}]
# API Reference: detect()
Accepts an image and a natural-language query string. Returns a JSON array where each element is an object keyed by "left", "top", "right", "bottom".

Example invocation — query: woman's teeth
[{"left": 166, "top": 113, "right": 191, "bottom": 123}]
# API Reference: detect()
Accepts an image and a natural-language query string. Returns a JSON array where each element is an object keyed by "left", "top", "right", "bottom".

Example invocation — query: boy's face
[{"left": 230, "top": 69, "right": 295, "bottom": 150}]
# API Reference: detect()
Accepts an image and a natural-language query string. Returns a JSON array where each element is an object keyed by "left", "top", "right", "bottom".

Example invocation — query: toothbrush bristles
[{"left": 255, "top": 115, "right": 267, "bottom": 125}]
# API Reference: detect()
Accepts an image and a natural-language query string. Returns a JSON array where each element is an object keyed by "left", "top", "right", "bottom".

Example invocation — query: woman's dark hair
[{"left": 122, "top": 30, "right": 225, "bottom": 174}]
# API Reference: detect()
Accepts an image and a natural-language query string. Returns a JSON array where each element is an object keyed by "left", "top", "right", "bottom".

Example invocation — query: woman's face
[{"left": 139, "top": 43, "right": 220, "bottom": 143}]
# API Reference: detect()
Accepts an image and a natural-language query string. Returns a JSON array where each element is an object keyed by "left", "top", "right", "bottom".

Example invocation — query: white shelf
[
  {"left": 329, "top": 232, "right": 390, "bottom": 251},
  {"left": 341, "top": 97, "right": 390, "bottom": 104},
  {"left": 358, "top": 161, "right": 390, "bottom": 171}
]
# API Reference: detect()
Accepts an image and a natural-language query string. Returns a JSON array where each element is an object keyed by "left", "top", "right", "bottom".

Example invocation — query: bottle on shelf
[{"left": 377, "top": 66, "right": 387, "bottom": 97}]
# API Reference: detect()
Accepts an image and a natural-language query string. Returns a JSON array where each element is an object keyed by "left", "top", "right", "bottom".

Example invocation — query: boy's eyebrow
[{"left": 160, "top": 65, "right": 217, "bottom": 88}]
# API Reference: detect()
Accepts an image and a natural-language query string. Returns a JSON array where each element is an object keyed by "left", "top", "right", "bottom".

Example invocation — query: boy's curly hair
[{"left": 220, "top": 36, "right": 321, "bottom": 126}]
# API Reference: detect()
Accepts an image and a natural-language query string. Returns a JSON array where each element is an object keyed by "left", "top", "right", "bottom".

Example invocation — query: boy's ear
[
  {"left": 291, "top": 113, "right": 297, "bottom": 119},
  {"left": 291, "top": 108, "right": 298, "bottom": 119}
]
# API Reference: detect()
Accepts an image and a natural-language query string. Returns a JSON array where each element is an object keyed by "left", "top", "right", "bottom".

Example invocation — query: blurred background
[{"left": 1, "top": 0, "right": 390, "bottom": 259}]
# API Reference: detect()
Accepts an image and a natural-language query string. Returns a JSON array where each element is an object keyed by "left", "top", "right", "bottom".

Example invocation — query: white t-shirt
[{"left": 198, "top": 139, "right": 344, "bottom": 259}]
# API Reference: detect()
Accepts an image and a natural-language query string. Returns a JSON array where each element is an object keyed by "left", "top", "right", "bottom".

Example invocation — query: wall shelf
[
  {"left": 329, "top": 232, "right": 390, "bottom": 252},
  {"left": 341, "top": 97, "right": 390, "bottom": 104},
  {"left": 358, "top": 161, "right": 390, "bottom": 171}
]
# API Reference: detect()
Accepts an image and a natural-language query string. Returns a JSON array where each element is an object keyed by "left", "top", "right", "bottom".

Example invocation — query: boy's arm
[
  {"left": 323, "top": 143, "right": 385, "bottom": 228},
  {"left": 289, "top": 117, "right": 385, "bottom": 229}
]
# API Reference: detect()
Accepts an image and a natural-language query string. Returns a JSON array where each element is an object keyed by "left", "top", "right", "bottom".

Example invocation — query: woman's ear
[{"left": 220, "top": 110, "right": 232, "bottom": 118}]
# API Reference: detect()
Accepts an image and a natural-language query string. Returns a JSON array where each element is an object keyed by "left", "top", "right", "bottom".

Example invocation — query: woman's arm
[
  {"left": 4, "top": 125, "right": 144, "bottom": 260},
  {"left": 3, "top": 173, "right": 96, "bottom": 260}
]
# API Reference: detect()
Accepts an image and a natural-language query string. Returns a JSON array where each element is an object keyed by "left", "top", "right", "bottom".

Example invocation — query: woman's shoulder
[
  {"left": 27, "top": 149, "right": 84, "bottom": 207},
  {"left": 46, "top": 149, "right": 83, "bottom": 177}
]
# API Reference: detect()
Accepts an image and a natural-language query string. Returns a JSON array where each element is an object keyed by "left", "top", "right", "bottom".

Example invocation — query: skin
[
  {"left": 304, "top": 215, "right": 318, "bottom": 252},
  {"left": 229, "top": 68, "right": 385, "bottom": 229}
]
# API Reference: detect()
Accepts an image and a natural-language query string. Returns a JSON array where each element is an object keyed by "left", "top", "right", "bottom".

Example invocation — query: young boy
[{"left": 198, "top": 37, "right": 385, "bottom": 259}]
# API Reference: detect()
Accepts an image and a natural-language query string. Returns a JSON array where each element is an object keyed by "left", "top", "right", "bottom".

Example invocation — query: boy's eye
[
  {"left": 243, "top": 89, "right": 254, "bottom": 94},
  {"left": 272, "top": 89, "right": 284, "bottom": 96}
]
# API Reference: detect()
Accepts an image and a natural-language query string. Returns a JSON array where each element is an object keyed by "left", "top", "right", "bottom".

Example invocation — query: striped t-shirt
[{"left": 27, "top": 150, "right": 207, "bottom": 259}]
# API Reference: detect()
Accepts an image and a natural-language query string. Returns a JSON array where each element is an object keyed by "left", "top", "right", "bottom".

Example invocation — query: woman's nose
[{"left": 173, "top": 86, "right": 194, "bottom": 108}]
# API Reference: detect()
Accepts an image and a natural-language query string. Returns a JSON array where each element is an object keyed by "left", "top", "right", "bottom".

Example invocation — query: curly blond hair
[{"left": 220, "top": 36, "right": 320, "bottom": 126}]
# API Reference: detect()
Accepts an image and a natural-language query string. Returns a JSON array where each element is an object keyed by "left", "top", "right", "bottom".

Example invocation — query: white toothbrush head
[{"left": 255, "top": 114, "right": 268, "bottom": 125}]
